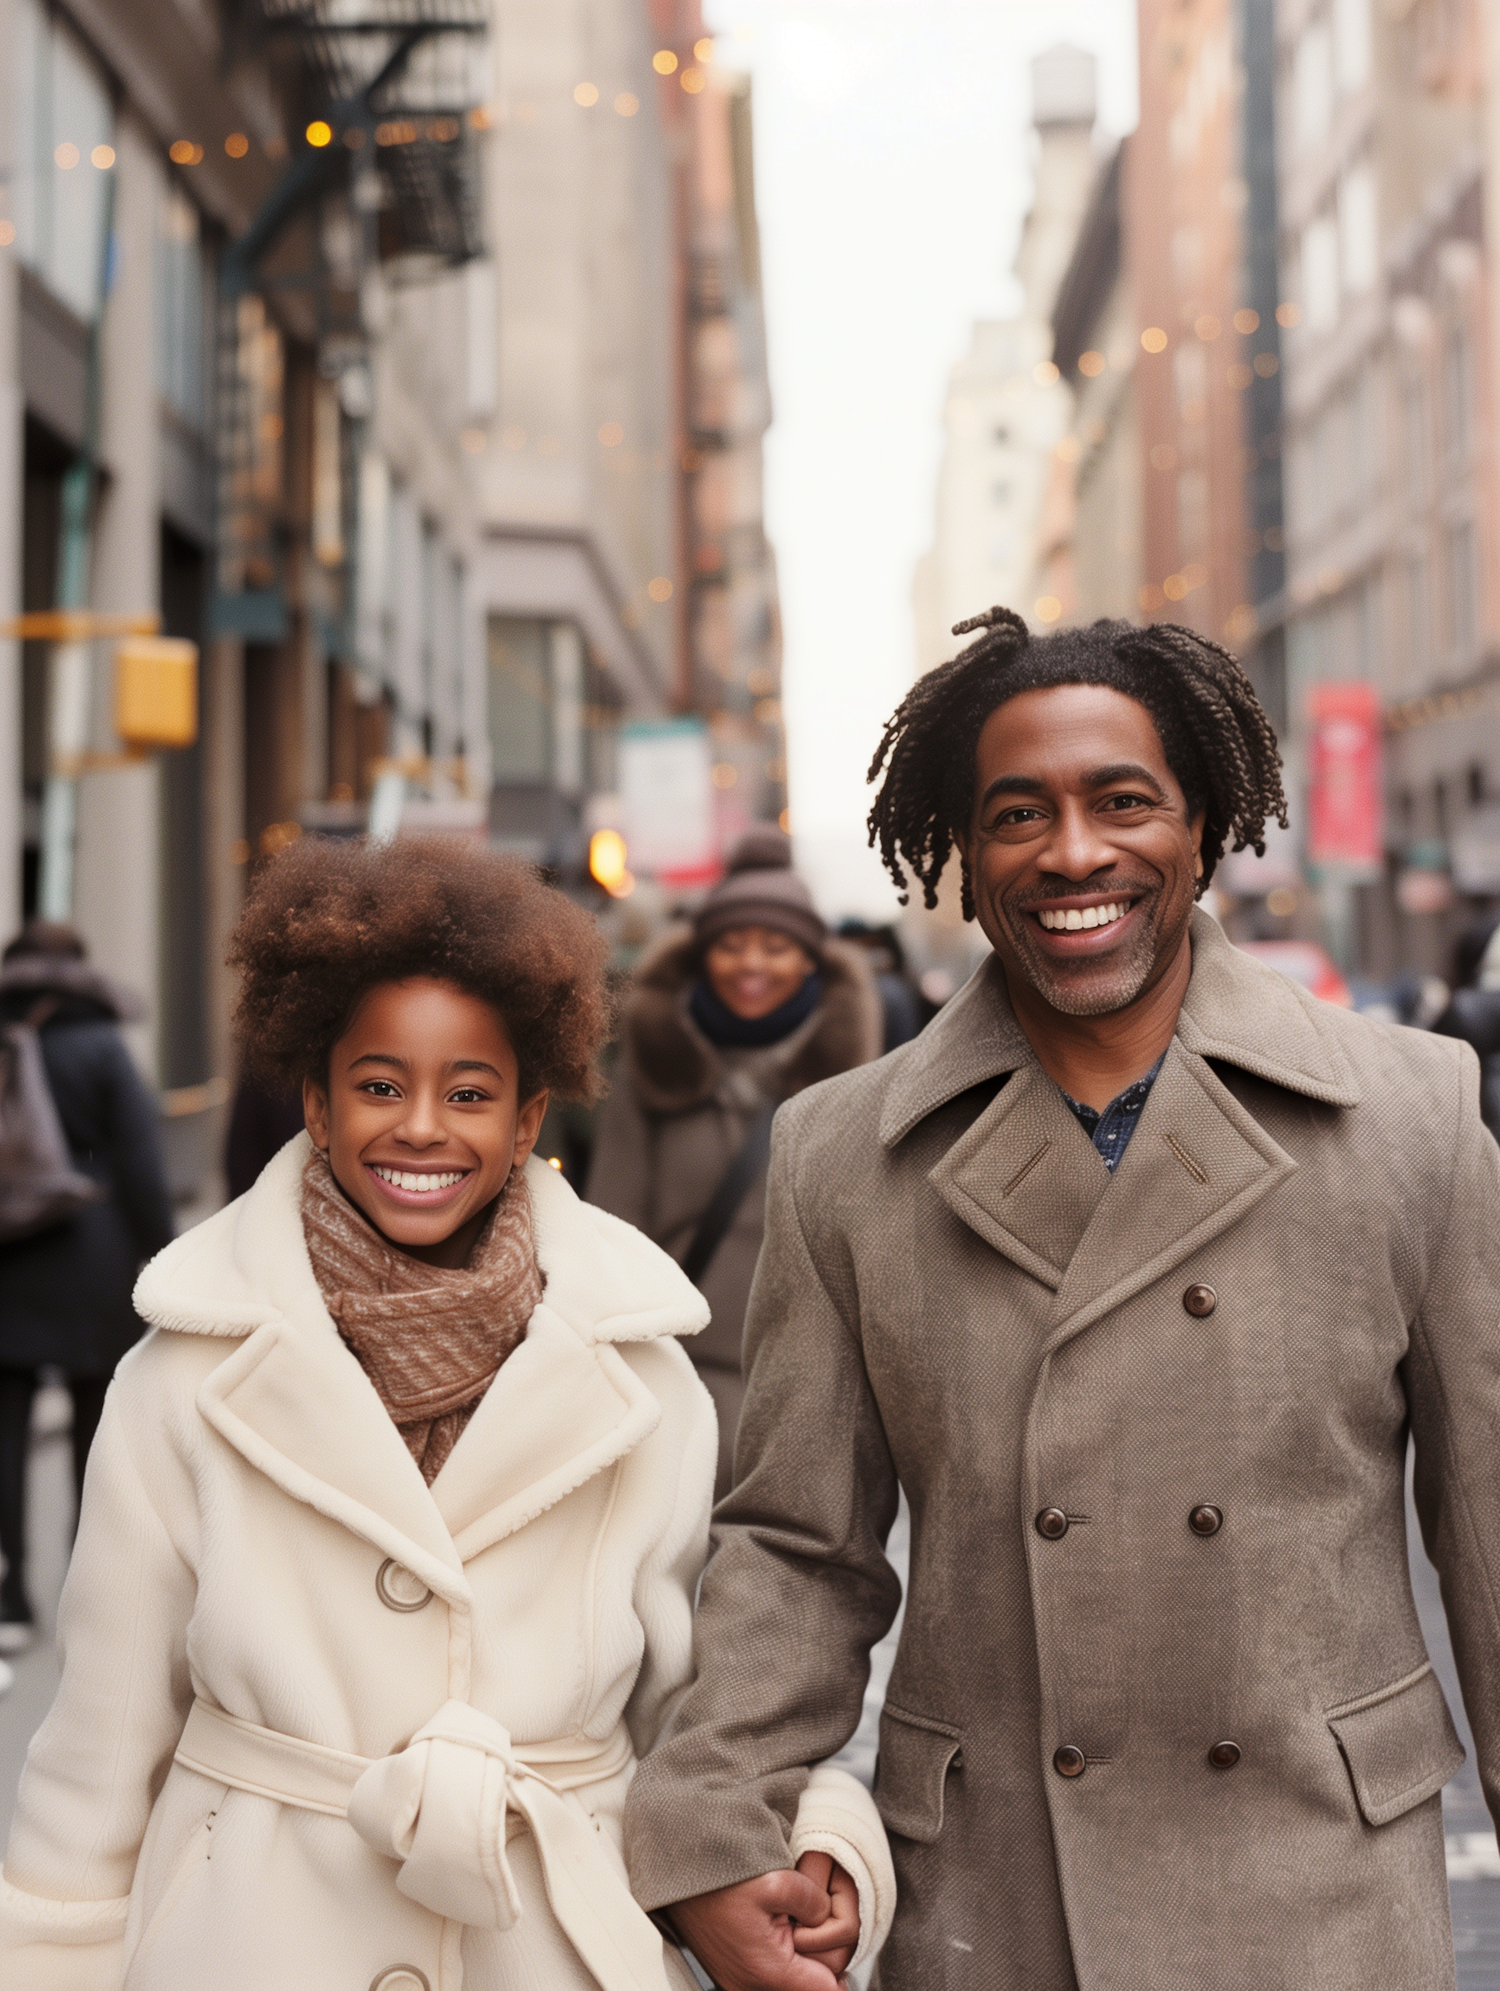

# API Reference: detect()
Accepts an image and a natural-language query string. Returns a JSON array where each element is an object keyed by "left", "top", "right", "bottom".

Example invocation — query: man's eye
[
  {"left": 994, "top": 806, "right": 1045, "bottom": 827},
  {"left": 1100, "top": 793, "right": 1151, "bottom": 812}
]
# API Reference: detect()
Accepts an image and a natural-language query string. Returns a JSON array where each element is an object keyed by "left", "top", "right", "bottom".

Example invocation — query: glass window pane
[
  {"left": 47, "top": 21, "right": 112, "bottom": 318},
  {"left": 487, "top": 617, "right": 550, "bottom": 783}
]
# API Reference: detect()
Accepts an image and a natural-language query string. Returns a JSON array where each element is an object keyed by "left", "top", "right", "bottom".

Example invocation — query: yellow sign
[
  {"left": 115, "top": 637, "right": 198, "bottom": 749},
  {"left": 1, "top": 611, "right": 159, "bottom": 641}
]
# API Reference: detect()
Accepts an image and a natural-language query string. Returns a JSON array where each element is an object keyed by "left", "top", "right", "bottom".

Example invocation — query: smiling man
[{"left": 626, "top": 609, "right": 1500, "bottom": 1990}]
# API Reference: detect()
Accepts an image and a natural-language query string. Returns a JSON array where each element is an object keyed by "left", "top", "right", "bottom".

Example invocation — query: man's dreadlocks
[{"left": 866, "top": 608, "right": 1288, "bottom": 916}]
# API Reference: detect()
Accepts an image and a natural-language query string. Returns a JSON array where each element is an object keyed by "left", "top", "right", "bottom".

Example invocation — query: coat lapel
[
  {"left": 148, "top": 1142, "right": 706, "bottom": 1587},
  {"left": 198, "top": 1312, "right": 471, "bottom": 1607},
  {"left": 431, "top": 1308, "right": 661, "bottom": 1560},
  {"left": 1043, "top": 1038, "right": 1298, "bottom": 1352},
  {"left": 889, "top": 910, "right": 1358, "bottom": 1331},
  {"left": 928, "top": 1063, "right": 1110, "bottom": 1288}
]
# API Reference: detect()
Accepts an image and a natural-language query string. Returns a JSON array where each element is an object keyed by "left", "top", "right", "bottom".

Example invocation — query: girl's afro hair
[{"left": 228, "top": 835, "right": 611, "bottom": 1101}]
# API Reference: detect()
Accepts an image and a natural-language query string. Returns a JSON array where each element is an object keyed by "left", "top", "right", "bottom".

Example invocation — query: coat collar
[
  {"left": 894, "top": 910, "right": 1359, "bottom": 1343},
  {"left": 133, "top": 1139, "right": 708, "bottom": 1594},
  {"left": 880, "top": 905, "right": 1359, "bottom": 1151}
]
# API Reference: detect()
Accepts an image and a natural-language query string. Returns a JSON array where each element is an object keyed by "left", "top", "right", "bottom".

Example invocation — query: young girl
[{"left": 0, "top": 839, "right": 889, "bottom": 1991}]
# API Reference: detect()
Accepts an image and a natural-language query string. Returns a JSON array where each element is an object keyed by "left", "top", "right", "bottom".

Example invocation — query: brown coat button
[
  {"left": 1035, "top": 1508, "right": 1069, "bottom": 1539},
  {"left": 1189, "top": 1505, "right": 1223, "bottom": 1536},
  {"left": 1183, "top": 1284, "right": 1217, "bottom": 1317},
  {"left": 1053, "top": 1745, "right": 1086, "bottom": 1778},
  {"left": 1208, "top": 1740, "right": 1241, "bottom": 1769}
]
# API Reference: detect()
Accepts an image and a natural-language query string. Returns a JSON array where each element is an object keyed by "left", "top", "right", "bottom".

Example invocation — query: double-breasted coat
[
  {"left": 0, "top": 1137, "right": 893, "bottom": 1990},
  {"left": 627, "top": 909, "right": 1500, "bottom": 1989}
]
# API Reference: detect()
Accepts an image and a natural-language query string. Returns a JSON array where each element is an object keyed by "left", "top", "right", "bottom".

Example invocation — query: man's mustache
[{"left": 1006, "top": 878, "right": 1160, "bottom": 914}]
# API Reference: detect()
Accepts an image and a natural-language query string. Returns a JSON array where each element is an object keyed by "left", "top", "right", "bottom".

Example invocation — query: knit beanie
[{"left": 693, "top": 825, "right": 827, "bottom": 960}]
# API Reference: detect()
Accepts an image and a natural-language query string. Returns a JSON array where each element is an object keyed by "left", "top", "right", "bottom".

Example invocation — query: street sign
[
  {"left": 1307, "top": 681, "right": 1383, "bottom": 879},
  {"left": 619, "top": 719, "right": 718, "bottom": 886}
]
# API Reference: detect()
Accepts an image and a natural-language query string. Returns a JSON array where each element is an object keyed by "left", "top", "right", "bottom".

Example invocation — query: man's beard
[{"left": 1000, "top": 883, "right": 1164, "bottom": 1017}]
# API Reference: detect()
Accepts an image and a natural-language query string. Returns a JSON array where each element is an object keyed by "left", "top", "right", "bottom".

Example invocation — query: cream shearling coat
[{"left": 0, "top": 1137, "right": 894, "bottom": 1991}]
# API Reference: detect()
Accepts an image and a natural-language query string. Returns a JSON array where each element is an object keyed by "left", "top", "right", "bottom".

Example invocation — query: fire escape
[{"left": 213, "top": 0, "right": 487, "bottom": 640}]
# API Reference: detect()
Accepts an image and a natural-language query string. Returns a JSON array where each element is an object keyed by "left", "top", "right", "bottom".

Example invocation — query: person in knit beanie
[{"left": 588, "top": 826, "right": 882, "bottom": 1495}]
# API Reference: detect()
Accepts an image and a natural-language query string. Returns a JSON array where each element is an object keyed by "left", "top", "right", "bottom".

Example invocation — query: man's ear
[
  {"left": 302, "top": 1075, "right": 331, "bottom": 1152},
  {"left": 1190, "top": 811, "right": 1207, "bottom": 886},
  {"left": 511, "top": 1089, "right": 550, "bottom": 1171}
]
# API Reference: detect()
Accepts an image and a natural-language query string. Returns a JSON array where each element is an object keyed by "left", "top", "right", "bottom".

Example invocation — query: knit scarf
[{"left": 301, "top": 1149, "right": 543, "bottom": 1484}]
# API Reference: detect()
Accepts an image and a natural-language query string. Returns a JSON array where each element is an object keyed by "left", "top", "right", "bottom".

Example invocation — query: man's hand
[{"left": 667, "top": 1850, "right": 861, "bottom": 1990}]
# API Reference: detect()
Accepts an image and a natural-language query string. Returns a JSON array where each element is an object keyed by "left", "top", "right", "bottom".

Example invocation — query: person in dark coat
[{"left": 0, "top": 920, "right": 174, "bottom": 1649}]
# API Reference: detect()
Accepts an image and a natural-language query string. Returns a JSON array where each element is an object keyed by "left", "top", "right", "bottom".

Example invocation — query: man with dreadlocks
[{"left": 626, "top": 610, "right": 1500, "bottom": 1991}]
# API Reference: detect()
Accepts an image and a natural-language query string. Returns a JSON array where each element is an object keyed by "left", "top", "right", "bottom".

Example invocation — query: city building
[
  {"left": 1276, "top": 0, "right": 1497, "bottom": 974},
  {"left": 1048, "top": 140, "right": 1144, "bottom": 624},
  {"left": 912, "top": 47, "right": 1099, "bottom": 674},
  {"left": 473, "top": 3, "right": 781, "bottom": 877},
  {"left": 0, "top": 0, "right": 780, "bottom": 1203},
  {"left": 1129, "top": 0, "right": 1264, "bottom": 656}
]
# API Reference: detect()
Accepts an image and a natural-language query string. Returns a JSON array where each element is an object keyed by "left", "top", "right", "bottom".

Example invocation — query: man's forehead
[{"left": 976, "top": 683, "right": 1171, "bottom": 777}]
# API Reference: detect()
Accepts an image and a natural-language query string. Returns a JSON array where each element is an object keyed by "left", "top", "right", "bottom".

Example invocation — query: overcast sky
[{"left": 704, "top": 0, "right": 1139, "bottom": 916}]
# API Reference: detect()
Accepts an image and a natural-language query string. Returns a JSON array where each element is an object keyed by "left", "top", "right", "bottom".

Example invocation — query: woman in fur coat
[
  {"left": 0, "top": 837, "right": 892, "bottom": 1991},
  {"left": 588, "top": 828, "right": 882, "bottom": 1495}
]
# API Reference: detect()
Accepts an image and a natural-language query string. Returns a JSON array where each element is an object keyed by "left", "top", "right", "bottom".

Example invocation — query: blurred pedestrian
[
  {"left": 836, "top": 916, "right": 928, "bottom": 1050},
  {"left": 224, "top": 1072, "right": 306, "bottom": 1201},
  {"left": 0, "top": 920, "right": 173, "bottom": 1652},
  {"left": 1434, "top": 915, "right": 1500, "bottom": 1136},
  {"left": 588, "top": 825, "right": 882, "bottom": 1495}
]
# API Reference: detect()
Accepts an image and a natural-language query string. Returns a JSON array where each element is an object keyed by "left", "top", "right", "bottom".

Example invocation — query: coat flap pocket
[
  {"left": 874, "top": 1702, "right": 963, "bottom": 1845},
  {"left": 1327, "top": 1662, "right": 1465, "bottom": 1827}
]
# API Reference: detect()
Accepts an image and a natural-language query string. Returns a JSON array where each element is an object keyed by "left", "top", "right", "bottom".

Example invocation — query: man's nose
[{"left": 1038, "top": 804, "right": 1115, "bottom": 880}]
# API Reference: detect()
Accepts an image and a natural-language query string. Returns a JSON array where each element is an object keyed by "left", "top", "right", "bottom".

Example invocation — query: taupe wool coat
[{"left": 626, "top": 909, "right": 1500, "bottom": 1990}]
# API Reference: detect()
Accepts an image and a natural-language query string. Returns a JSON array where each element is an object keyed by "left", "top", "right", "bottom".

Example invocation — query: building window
[
  {"left": 156, "top": 187, "right": 209, "bottom": 431},
  {"left": 1338, "top": 164, "right": 1378, "bottom": 298},
  {"left": 1448, "top": 520, "right": 1478, "bottom": 657},
  {"left": 1402, "top": 374, "right": 1431, "bottom": 506},
  {"left": 1301, "top": 212, "right": 1340, "bottom": 331},
  {"left": 1177, "top": 470, "right": 1208, "bottom": 561},
  {"left": 1406, "top": 550, "right": 1429, "bottom": 681},
  {"left": 11, "top": 0, "right": 114, "bottom": 321},
  {"left": 1293, "top": 15, "right": 1333, "bottom": 153},
  {"left": 1443, "top": 321, "right": 1472, "bottom": 462},
  {"left": 487, "top": 618, "right": 551, "bottom": 785},
  {"left": 1333, "top": 0, "right": 1373, "bottom": 92}
]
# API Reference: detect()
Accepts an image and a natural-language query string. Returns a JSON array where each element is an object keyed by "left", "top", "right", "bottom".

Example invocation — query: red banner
[{"left": 1307, "top": 681, "right": 1384, "bottom": 875}]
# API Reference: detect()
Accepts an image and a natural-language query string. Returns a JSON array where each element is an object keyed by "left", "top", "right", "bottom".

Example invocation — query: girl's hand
[
  {"left": 789, "top": 1851, "right": 859, "bottom": 1978},
  {"left": 666, "top": 1848, "right": 861, "bottom": 1990}
]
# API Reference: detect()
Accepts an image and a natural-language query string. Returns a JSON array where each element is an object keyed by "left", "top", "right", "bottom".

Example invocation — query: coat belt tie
[{"left": 174, "top": 1696, "right": 672, "bottom": 1991}]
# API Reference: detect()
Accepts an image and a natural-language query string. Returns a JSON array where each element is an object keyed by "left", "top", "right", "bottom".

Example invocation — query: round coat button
[
  {"left": 1035, "top": 1508, "right": 1069, "bottom": 1540},
  {"left": 1189, "top": 1505, "right": 1223, "bottom": 1537},
  {"left": 1183, "top": 1284, "right": 1217, "bottom": 1318},
  {"left": 1053, "top": 1745, "right": 1086, "bottom": 1778},
  {"left": 375, "top": 1560, "right": 432, "bottom": 1612},
  {"left": 1208, "top": 1740, "right": 1242, "bottom": 1770},
  {"left": 370, "top": 1972, "right": 430, "bottom": 1991}
]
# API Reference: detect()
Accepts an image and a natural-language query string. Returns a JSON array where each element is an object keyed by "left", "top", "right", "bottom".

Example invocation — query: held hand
[
  {"left": 788, "top": 1852, "right": 860, "bottom": 1977},
  {"left": 667, "top": 1851, "right": 861, "bottom": 1990}
]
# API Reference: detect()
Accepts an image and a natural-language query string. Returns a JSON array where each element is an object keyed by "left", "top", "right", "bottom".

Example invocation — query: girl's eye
[
  {"left": 449, "top": 1088, "right": 487, "bottom": 1105},
  {"left": 362, "top": 1080, "right": 401, "bottom": 1098}
]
